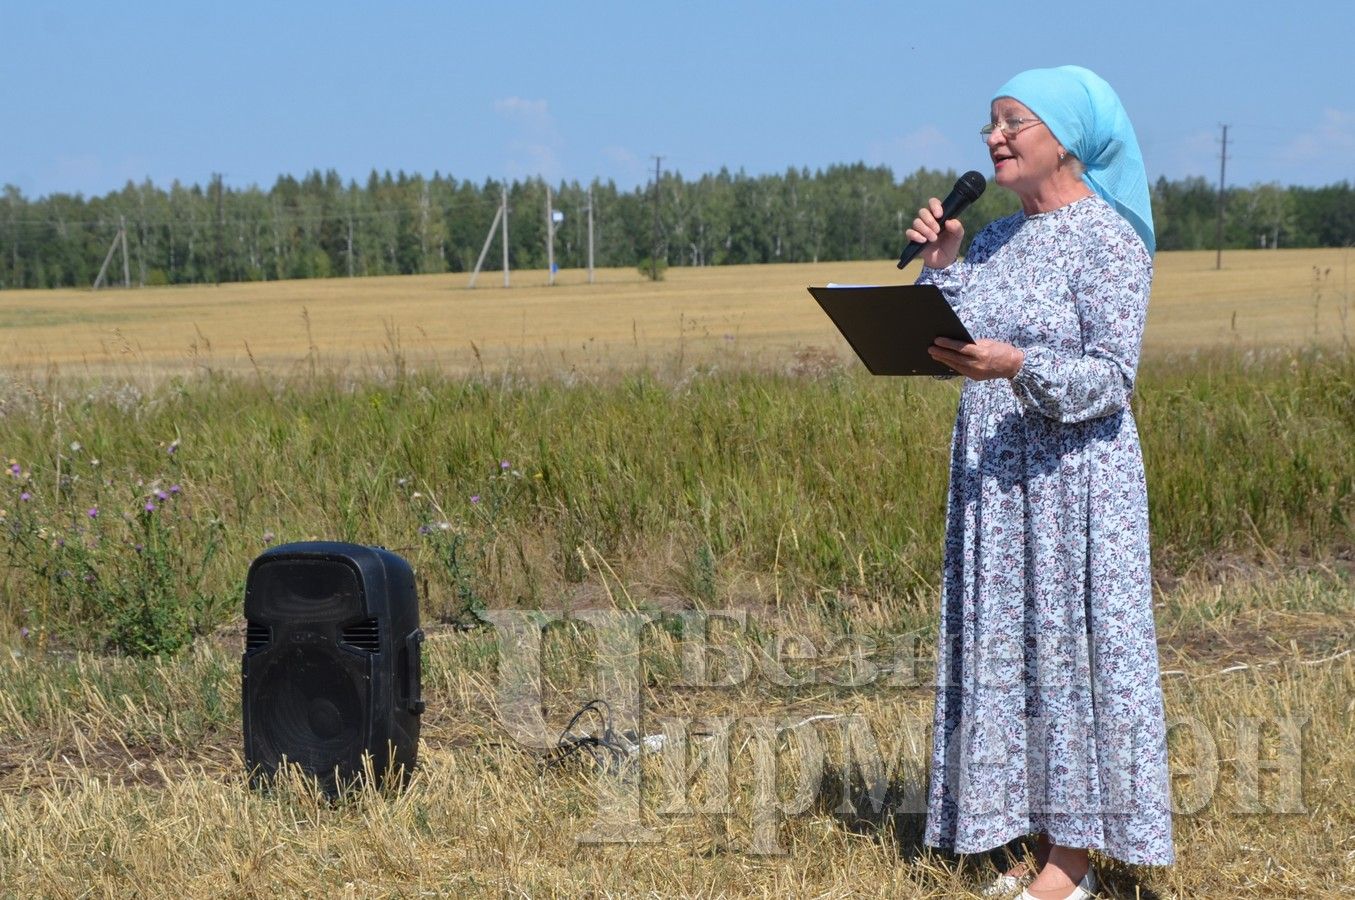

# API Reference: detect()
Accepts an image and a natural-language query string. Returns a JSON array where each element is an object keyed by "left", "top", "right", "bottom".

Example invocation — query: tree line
[{"left": 1, "top": 167, "right": 1352, "bottom": 289}]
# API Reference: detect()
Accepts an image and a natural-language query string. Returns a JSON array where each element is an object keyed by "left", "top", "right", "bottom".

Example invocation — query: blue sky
[{"left": 3, "top": 1, "right": 1352, "bottom": 199}]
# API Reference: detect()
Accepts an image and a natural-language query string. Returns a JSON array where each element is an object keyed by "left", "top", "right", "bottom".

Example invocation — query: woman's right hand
[{"left": 906, "top": 197, "right": 965, "bottom": 269}]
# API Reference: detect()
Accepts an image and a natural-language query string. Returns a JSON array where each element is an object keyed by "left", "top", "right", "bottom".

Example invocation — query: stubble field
[
  {"left": 0, "top": 250, "right": 1352, "bottom": 898},
  {"left": 0, "top": 248, "right": 1350, "bottom": 378}
]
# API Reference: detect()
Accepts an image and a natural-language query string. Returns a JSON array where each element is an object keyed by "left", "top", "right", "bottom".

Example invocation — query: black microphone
[{"left": 896, "top": 170, "right": 987, "bottom": 269}]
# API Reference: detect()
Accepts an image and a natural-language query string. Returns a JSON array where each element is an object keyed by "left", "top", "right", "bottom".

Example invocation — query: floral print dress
[{"left": 918, "top": 195, "right": 1175, "bottom": 866}]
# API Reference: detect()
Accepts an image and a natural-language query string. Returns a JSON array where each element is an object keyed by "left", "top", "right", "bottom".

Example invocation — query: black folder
[{"left": 807, "top": 283, "right": 974, "bottom": 376}]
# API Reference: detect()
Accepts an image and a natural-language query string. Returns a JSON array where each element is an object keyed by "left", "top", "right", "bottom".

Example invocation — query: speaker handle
[{"left": 404, "top": 629, "right": 426, "bottom": 715}]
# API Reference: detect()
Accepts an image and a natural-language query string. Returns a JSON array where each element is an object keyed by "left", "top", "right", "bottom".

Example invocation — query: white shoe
[
  {"left": 1019, "top": 866, "right": 1098, "bottom": 900},
  {"left": 981, "top": 872, "right": 1031, "bottom": 898}
]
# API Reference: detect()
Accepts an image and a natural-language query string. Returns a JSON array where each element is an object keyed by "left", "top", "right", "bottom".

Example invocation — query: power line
[{"left": 0, "top": 197, "right": 507, "bottom": 231}]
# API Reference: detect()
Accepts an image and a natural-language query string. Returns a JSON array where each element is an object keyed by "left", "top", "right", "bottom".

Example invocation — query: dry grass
[
  {"left": 0, "top": 249, "right": 1350, "bottom": 380},
  {"left": 1, "top": 572, "right": 1351, "bottom": 897}
]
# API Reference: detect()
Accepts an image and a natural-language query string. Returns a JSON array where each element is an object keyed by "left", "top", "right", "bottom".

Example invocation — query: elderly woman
[{"left": 906, "top": 66, "right": 1173, "bottom": 900}]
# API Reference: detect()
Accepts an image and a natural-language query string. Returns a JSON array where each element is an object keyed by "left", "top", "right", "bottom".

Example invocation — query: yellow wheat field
[{"left": 0, "top": 248, "right": 1350, "bottom": 380}]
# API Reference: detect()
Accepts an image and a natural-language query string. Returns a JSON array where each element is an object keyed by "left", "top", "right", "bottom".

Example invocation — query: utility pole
[
  {"left": 587, "top": 185, "right": 595, "bottom": 284},
  {"left": 119, "top": 215, "right": 130, "bottom": 288},
  {"left": 1215, "top": 124, "right": 1228, "bottom": 271},
  {"left": 419, "top": 180, "right": 430, "bottom": 264},
  {"left": 469, "top": 185, "right": 508, "bottom": 289},
  {"left": 346, "top": 214, "right": 355, "bottom": 277},
  {"left": 92, "top": 220, "right": 129, "bottom": 291},
  {"left": 546, "top": 184, "right": 555, "bottom": 286},
  {"left": 501, "top": 183, "right": 510, "bottom": 287},
  {"left": 650, "top": 156, "right": 663, "bottom": 280},
  {"left": 213, "top": 172, "right": 224, "bottom": 285}
]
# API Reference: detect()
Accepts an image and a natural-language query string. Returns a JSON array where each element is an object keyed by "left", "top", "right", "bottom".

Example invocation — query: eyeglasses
[{"left": 979, "top": 117, "right": 1044, "bottom": 141}]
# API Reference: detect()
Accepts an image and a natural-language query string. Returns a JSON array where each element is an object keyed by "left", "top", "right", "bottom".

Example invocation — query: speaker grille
[
  {"left": 249, "top": 557, "right": 362, "bottom": 621},
  {"left": 341, "top": 618, "right": 380, "bottom": 653},
  {"left": 255, "top": 645, "right": 367, "bottom": 771},
  {"left": 245, "top": 621, "right": 271, "bottom": 653}
]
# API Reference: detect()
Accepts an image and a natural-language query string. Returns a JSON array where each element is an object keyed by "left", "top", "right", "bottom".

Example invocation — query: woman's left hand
[{"left": 928, "top": 337, "right": 1025, "bottom": 380}]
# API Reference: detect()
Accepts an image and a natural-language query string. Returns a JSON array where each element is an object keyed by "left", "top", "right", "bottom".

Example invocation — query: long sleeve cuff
[
  {"left": 1010, "top": 346, "right": 1129, "bottom": 423},
  {"left": 918, "top": 262, "right": 963, "bottom": 293}
]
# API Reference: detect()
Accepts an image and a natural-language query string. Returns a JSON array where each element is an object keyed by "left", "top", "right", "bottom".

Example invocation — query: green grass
[
  {"left": 1139, "top": 346, "right": 1354, "bottom": 569},
  {"left": 2, "top": 346, "right": 1351, "bottom": 650}
]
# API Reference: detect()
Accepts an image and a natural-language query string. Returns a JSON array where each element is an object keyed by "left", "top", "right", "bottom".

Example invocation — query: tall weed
[{"left": 1, "top": 348, "right": 1350, "bottom": 654}]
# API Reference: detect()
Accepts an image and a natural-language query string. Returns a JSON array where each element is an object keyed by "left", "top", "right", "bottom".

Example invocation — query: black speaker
[{"left": 242, "top": 541, "right": 425, "bottom": 793}]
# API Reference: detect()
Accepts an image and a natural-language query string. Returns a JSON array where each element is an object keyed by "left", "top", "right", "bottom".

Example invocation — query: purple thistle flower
[
  {"left": 19, "top": 492, "right": 30, "bottom": 502},
  {"left": 19, "top": 627, "right": 29, "bottom": 639},
  {"left": 155, "top": 490, "right": 169, "bottom": 501},
  {"left": 418, "top": 524, "right": 433, "bottom": 535},
  {"left": 8, "top": 463, "right": 20, "bottom": 476},
  {"left": 87, "top": 507, "right": 99, "bottom": 518},
  {"left": 167, "top": 439, "right": 180, "bottom": 455},
  {"left": 470, "top": 495, "right": 481, "bottom": 504},
  {"left": 500, "top": 460, "right": 510, "bottom": 470},
  {"left": 169, "top": 484, "right": 181, "bottom": 495},
  {"left": 144, "top": 501, "right": 156, "bottom": 512}
]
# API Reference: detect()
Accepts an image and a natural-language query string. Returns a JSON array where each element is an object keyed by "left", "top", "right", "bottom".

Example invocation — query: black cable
[{"left": 538, "top": 699, "right": 635, "bottom": 775}]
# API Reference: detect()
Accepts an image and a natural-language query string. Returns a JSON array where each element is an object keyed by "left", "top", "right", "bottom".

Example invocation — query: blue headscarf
[{"left": 993, "top": 65, "right": 1154, "bottom": 255}]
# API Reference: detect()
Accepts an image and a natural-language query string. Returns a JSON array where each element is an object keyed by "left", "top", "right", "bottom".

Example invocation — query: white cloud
[
  {"left": 602, "top": 145, "right": 638, "bottom": 167},
  {"left": 493, "top": 97, "right": 551, "bottom": 126},
  {"left": 1142, "top": 128, "right": 1218, "bottom": 182},
  {"left": 1280, "top": 108, "right": 1355, "bottom": 168},
  {"left": 1156, "top": 111, "right": 1355, "bottom": 186},
  {"left": 599, "top": 145, "right": 645, "bottom": 185},
  {"left": 865, "top": 125, "right": 958, "bottom": 173},
  {"left": 505, "top": 141, "right": 562, "bottom": 181},
  {"left": 492, "top": 97, "right": 563, "bottom": 180}
]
